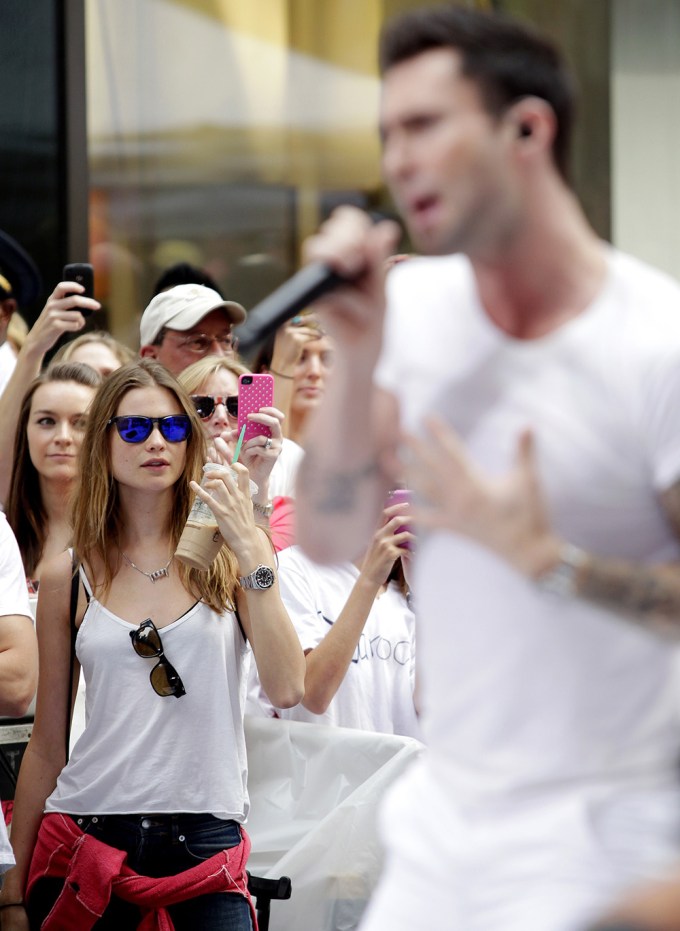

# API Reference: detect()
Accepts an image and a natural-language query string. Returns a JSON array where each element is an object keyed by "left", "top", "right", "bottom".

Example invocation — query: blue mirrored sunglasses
[{"left": 107, "top": 415, "right": 192, "bottom": 444}]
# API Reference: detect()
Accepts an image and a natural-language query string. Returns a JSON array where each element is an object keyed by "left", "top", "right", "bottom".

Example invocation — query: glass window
[
  {"left": 86, "top": 0, "right": 610, "bottom": 346},
  {"left": 86, "top": 0, "right": 391, "bottom": 346}
]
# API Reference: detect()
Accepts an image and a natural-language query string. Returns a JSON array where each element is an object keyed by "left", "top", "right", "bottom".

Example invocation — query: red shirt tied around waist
[{"left": 26, "top": 813, "right": 258, "bottom": 931}]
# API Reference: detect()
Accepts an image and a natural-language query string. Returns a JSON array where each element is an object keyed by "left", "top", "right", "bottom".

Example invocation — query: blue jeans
[{"left": 26, "top": 813, "right": 253, "bottom": 931}]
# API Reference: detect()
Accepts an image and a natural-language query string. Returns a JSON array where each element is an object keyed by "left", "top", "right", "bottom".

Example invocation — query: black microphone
[
  {"left": 234, "top": 262, "right": 347, "bottom": 355},
  {"left": 234, "top": 211, "right": 398, "bottom": 354}
]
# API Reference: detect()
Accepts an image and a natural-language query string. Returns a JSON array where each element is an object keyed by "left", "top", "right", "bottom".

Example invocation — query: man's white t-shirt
[
  {"left": 274, "top": 546, "right": 420, "bottom": 739},
  {"left": 363, "top": 248, "right": 680, "bottom": 931},
  {"left": 0, "top": 513, "right": 32, "bottom": 872}
]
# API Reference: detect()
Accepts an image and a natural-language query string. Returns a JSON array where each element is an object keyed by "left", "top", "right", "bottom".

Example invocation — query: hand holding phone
[
  {"left": 63, "top": 263, "right": 94, "bottom": 316},
  {"left": 387, "top": 488, "right": 413, "bottom": 550},
  {"left": 238, "top": 374, "right": 274, "bottom": 444}
]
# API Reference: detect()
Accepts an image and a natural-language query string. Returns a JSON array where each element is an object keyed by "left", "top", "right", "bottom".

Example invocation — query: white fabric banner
[{"left": 244, "top": 716, "right": 424, "bottom": 931}]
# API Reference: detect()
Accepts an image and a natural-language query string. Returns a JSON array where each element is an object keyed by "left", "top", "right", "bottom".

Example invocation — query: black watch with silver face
[{"left": 239, "top": 565, "right": 275, "bottom": 591}]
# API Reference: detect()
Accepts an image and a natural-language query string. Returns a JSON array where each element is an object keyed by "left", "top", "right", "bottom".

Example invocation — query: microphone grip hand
[
  {"left": 235, "top": 263, "right": 346, "bottom": 354},
  {"left": 235, "top": 208, "right": 402, "bottom": 354}
]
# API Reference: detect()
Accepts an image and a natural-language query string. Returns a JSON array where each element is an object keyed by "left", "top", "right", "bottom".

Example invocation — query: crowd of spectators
[
  {"left": 6, "top": 5, "right": 680, "bottom": 930},
  {"left": 0, "top": 241, "right": 417, "bottom": 929}
]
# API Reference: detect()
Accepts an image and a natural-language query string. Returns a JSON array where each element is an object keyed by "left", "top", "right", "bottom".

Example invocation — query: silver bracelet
[
  {"left": 252, "top": 500, "right": 274, "bottom": 518},
  {"left": 536, "top": 544, "right": 588, "bottom": 597}
]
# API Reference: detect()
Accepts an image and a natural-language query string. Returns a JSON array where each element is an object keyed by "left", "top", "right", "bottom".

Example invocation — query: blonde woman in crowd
[{"left": 179, "top": 356, "right": 301, "bottom": 551}]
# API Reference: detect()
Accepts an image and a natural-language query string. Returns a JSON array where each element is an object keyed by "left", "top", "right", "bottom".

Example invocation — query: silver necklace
[{"left": 121, "top": 551, "right": 173, "bottom": 583}]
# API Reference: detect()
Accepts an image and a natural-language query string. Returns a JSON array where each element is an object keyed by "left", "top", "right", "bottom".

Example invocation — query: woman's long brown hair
[{"left": 70, "top": 359, "right": 240, "bottom": 613}]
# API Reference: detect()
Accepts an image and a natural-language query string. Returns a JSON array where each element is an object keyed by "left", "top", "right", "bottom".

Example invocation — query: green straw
[{"left": 232, "top": 424, "right": 247, "bottom": 464}]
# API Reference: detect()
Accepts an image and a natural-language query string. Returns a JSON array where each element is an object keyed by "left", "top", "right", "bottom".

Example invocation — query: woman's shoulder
[{"left": 39, "top": 549, "right": 75, "bottom": 586}]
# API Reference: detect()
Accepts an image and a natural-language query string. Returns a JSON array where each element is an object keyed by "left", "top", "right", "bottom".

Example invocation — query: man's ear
[
  {"left": 506, "top": 96, "right": 556, "bottom": 155},
  {"left": 139, "top": 344, "right": 159, "bottom": 360}
]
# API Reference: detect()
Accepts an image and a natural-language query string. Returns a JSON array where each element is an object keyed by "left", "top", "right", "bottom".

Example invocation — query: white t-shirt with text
[{"left": 274, "top": 546, "right": 420, "bottom": 739}]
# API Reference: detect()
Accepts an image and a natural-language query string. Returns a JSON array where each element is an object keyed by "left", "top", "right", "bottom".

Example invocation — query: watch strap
[{"left": 239, "top": 564, "right": 275, "bottom": 590}]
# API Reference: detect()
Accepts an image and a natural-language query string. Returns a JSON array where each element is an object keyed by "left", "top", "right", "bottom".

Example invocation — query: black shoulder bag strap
[{"left": 66, "top": 553, "right": 80, "bottom": 764}]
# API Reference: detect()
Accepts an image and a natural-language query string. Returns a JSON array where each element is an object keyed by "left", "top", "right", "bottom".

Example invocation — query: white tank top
[{"left": 46, "top": 567, "right": 251, "bottom": 820}]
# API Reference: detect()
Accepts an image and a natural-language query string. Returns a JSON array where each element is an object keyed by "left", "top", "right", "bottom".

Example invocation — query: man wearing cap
[
  {"left": 139, "top": 283, "right": 246, "bottom": 376},
  {"left": 0, "top": 230, "right": 42, "bottom": 396}
]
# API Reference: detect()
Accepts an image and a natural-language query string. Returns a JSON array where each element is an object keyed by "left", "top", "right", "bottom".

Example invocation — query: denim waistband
[{"left": 70, "top": 813, "right": 233, "bottom": 829}]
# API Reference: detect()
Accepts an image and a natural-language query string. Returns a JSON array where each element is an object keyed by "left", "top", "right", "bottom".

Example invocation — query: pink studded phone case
[{"left": 237, "top": 374, "right": 274, "bottom": 443}]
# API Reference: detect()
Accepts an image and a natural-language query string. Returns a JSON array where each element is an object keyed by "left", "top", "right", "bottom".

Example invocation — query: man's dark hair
[
  {"left": 151, "top": 262, "right": 223, "bottom": 299},
  {"left": 379, "top": 4, "right": 576, "bottom": 181}
]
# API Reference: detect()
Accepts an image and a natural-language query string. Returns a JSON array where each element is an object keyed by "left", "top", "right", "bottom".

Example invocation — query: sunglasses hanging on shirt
[{"left": 129, "top": 618, "right": 186, "bottom": 698}]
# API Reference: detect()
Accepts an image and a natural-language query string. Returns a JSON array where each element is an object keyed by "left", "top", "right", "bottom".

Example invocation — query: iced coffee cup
[
  {"left": 175, "top": 464, "right": 259, "bottom": 570},
  {"left": 175, "top": 464, "right": 224, "bottom": 570}
]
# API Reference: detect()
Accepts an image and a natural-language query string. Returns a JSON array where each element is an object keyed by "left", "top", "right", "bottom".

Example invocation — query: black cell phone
[{"left": 63, "top": 263, "right": 94, "bottom": 316}]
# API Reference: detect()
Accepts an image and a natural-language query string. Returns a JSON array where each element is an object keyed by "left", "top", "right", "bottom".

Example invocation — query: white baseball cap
[{"left": 140, "top": 284, "right": 247, "bottom": 347}]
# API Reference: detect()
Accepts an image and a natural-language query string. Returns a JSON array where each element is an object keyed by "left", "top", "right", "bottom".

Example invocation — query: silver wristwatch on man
[{"left": 535, "top": 544, "right": 588, "bottom": 597}]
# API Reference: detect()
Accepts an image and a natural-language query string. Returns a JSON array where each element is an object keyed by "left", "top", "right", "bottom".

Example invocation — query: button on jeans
[{"left": 26, "top": 813, "right": 253, "bottom": 931}]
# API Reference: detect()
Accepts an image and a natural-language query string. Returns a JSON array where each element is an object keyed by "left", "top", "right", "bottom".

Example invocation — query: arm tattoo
[
  {"left": 304, "top": 453, "right": 380, "bottom": 514},
  {"left": 577, "top": 559, "right": 680, "bottom": 638},
  {"left": 575, "top": 478, "right": 680, "bottom": 637}
]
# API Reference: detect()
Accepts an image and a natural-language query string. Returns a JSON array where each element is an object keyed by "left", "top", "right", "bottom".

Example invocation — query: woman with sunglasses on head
[
  {"left": 179, "top": 357, "right": 303, "bottom": 552},
  {"left": 0, "top": 359, "right": 305, "bottom": 930}
]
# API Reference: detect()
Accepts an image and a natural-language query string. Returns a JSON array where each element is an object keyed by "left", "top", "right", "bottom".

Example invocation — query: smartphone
[
  {"left": 387, "top": 488, "right": 412, "bottom": 549},
  {"left": 238, "top": 374, "right": 274, "bottom": 444},
  {"left": 63, "top": 263, "right": 94, "bottom": 316}
]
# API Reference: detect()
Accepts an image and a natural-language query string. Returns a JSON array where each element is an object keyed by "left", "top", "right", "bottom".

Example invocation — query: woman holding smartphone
[
  {"left": 178, "top": 356, "right": 292, "bottom": 499},
  {"left": 179, "top": 357, "right": 303, "bottom": 551},
  {"left": 0, "top": 359, "right": 304, "bottom": 930}
]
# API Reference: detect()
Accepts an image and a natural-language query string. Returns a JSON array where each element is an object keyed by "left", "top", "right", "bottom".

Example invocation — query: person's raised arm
[
  {"left": 301, "top": 504, "right": 413, "bottom": 714},
  {"left": 191, "top": 462, "right": 306, "bottom": 710},
  {"left": 0, "top": 282, "right": 100, "bottom": 504},
  {"left": 295, "top": 207, "right": 402, "bottom": 564},
  {"left": 0, "top": 551, "right": 82, "bottom": 917}
]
